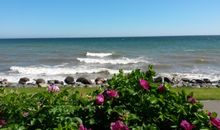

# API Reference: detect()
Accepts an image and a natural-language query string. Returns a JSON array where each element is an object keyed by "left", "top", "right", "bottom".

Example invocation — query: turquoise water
[{"left": 0, "top": 36, "right": 220, "bottom": 82}]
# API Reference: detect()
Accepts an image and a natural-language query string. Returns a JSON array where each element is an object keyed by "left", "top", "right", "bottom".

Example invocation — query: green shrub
[{"left": 0, "top": 65, "right": 219, "bottom": 130}]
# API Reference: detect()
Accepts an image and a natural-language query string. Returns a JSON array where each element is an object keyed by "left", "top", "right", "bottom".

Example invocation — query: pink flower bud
[{"left": 157, "top": 84, "right": 165, "bottom": 93}]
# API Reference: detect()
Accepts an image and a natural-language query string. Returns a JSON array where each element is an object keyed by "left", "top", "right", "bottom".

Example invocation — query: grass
[
  {"left": 2, "top": 87, "right": 220, "bottom": 100},
  {"left": 172, "top": 88, "right": 220, "bottom": 100},
  {"left": 2, "top": 87, "right": 99, "bottom": 96}
]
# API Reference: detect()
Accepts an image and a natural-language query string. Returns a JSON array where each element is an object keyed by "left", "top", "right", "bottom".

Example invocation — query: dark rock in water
[
  {"left": 194, "top": 79, "right": 205, "bottom": 84},
  {"left": 154, "top": 76, "right": 163, "bottom": 83},
  {"left": 0, "top": 79, "right": 7, "bottom": 84},
  {"left": 6, "top": 83, "right": 18, "bottom": 88},
  {"left": 48, "top": 80, "right": 64, "bottom": 85},
  {"left": 64, "top": 76, "right": 75, "bottom": 84},
  {"left": 19, "top": 77, "right": 30, "bottom": 84},
  {"left": 181, "top": 78, "right": 191, "bottom": 82},
  {"left": 55, "top": 80, "right": 63, "bottom": 85},
  {"left": 47, "top": 80, "right": 55, "bottom": 84},
  {"left": 164, "top": 77, "right": 172, "bottom": 83},
  {"left": 154, "top": 76, "right": 172, "bottom": 83},
  {"left": 76, "top": 77, "right": 92, "bottom": 85},
  {"left": 95, "top": 77, "right": 106, "bottom": 85},
  {"left": 35, "top": 78, "right": 46, "bottom": 85},
  {"left": 191, "top": 83, "right": 201, "bottom": 88},
  {"left": 203, "top": 78, "right": 211, "bottom": 83}
]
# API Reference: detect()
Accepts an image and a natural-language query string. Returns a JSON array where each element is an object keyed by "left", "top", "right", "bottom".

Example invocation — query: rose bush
[{"left": 0, "top": 65, "right": 219, "bottom": 129}]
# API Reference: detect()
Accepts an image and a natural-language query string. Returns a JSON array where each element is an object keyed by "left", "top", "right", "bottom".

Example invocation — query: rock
[
  {"left": 203, "top": 78, "right": 211, "bottom": 83},
  {"left": 74, "top": 82, "right": 85, "bottom": 87},
  {"left": 200, "top": 84, "right": 207, "bottom": 88},
  {"left": 18, "top": 77, "right": 30, "bottom": 84},
  {"left": 26, "top": 83, "right": 36, "bottom": 87},
  {"left": 154, "top": 76, "right": 163, "bottom": 83},
  {"left": 194, "top": 79, "right": 205, "bottom": 84},
  {"left": 181, "top": 78, "right": 191, "bottom": 82},
  {"left": 38, "top": 83, "right": 48, "bottom": 88},
  {"left": 64, "top": 76, "right": 75, "bottom": 84},
  {"left": 6, "top": 83, "right": 18, "bottom": 88},
  {"left": 164, "top": 77, "right": 172, "bottom": 83},
  {"left": 76, "top": 77, "right": 92, "bottom": 85},
  {"left": 35, "top": 78, "right": 46, "bottom": 85},
  {"left": 154, "top": 76, "right": 172, "bottom": 83},
  {"left": 0, "top": 79, "right": 8, "bottom": 87},
  {"left": 191, "top": 83, "right": 201, "bottom": 88},
  {"left": 48, "top": 80, "right": 64, "bottom": 85},
  {"left": 95, "top": 77, "right": 106, "bottom": 85}
]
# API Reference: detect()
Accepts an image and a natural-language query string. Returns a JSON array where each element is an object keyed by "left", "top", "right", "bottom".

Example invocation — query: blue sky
[{"left": 0, "top": 0, "right": 220, "bottom": 38}]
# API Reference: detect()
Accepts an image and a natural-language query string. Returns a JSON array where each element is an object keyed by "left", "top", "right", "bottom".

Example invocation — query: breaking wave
[
  {"left": 77, "top": 57, "right": 149, "bottom": 64},
  {"left": 86, "top": 52, "right": 113, "bottom": 57}
]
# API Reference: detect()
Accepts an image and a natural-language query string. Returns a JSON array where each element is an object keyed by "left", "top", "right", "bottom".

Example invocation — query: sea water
[{"left": 0, "top": 36, "right": 220, "bottom": 82}]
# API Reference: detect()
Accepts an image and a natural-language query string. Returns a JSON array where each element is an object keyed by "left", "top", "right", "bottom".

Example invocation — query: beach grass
[{"left": 2, "top": 87, "right": 220, "bottom": 100}]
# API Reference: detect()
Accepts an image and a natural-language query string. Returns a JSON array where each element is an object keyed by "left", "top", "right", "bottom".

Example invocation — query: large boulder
[
  {"left": 35, "top": 78, "right": 46, "bottom": 85},
  {"left": 76, "top": 77, "right": 92, "bottom": 85},
  {"left": 181, "top": 78, "right": 191, "bottom": 83},
  {"left": 154, "top": 76, "right": 172, "bottom": 83},
  {"left": 18, "top": 77, "right": 30, "bottom": 84},
  {"left": 203, "top": 78, "right": 211, "bottom": 83},
  {"left": 194, "top": 79, "right": 205, "bottom": 84},
  {"left": 48, "top": 80, "right": 64, "bottom": 85},
  {"left": 164, "top": 77, "right": 172, "bottom": 84},
  {"left": 64, "top": 76, "right": 75, "bottom": 84},
  {"left": 95, "top": 77, "right": 106, "bottom": 85},
  {"left": 154, "top": 76, "right": 163, "bottom": 83}
]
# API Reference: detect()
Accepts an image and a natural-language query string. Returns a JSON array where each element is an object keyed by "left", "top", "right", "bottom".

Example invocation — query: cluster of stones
[
  {"left": 0, "top": 76, "right": 106, "bottom": 88},
  {"left": 154, "top": 76, "right": 220, "bottom": 88},
  {"left": 1, "top": 75, "right": 219, "bottom": 88}
]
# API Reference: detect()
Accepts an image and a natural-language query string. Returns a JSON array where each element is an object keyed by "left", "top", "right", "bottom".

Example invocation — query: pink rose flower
[
  {"left": 110, "top": 120, "right": 129, "bottom": 130},
  {"left": 96, "top": 94, "right": 104, "bottom": 105},
  {"left": 180, "top": 120, "right": 194, "bottom": 130},
  {"left": 48, "top": 84, "right": 60, "bottom": 93},
  {"left": 107, "top": 90, "right": 119, "bottom": 98},
  {"left": 79, "top": 124, "right": 87, "bottom": 130},
  {"left": 211, "top": 118, "right": 220, "bottom": 129},
  {"left": 139, "top": 79, "right": 150, "bottom": 91}
]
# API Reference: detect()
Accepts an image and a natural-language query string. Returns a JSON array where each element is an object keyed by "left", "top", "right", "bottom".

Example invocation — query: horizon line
[{"left": 0, "top": 34, "right": 220, "bottom": 40}]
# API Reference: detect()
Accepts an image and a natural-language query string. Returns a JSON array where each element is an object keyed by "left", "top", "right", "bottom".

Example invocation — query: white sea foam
[
  {"left": 9, "top": 66, "right": 131, "bottom": 75},
  {"left": 77, "top": 57, "right": 149, "bottom": 64},
  {"left": 86, "top": 52, "right": 112, "bottom": 57}
]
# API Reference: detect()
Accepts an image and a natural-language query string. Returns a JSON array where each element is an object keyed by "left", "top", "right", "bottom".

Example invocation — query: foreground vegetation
[
  {"left": 0, "top": 66, "right": 220, "bottom": 129},
  {"left": 3, "top": 87, "right": 220, "bottom": 100}
]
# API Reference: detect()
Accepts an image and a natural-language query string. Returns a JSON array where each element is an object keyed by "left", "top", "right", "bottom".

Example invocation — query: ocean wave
[
  {"left": 86, "top": 52, "right": 112, "bottom": 57},
  {"left": 9, "top": 66, "right": 131, "bottom": 75},
  {"left": 77, "top": 57, "right": 149, "bottom": 64}
]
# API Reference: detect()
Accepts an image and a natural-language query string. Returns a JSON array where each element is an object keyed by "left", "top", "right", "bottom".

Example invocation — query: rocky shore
[
  {"left": 0, "top": 75, "right": 220, "bottom": 88},
  {"left": 0, "top": 76, "right": 106, "bottom": 88}
]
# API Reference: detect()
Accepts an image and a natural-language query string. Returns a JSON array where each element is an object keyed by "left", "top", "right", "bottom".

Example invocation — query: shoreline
[{"left": 0, "top": 74, "right": 220, "bottom": 88}]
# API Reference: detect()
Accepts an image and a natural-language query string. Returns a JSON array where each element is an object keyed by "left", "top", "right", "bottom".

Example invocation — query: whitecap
[
  {"left": 77, "top": 57, "right": 149, "bottom": 65},
  {"left": 86, "top": 52, "right": 112, "bottom": 57}
]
